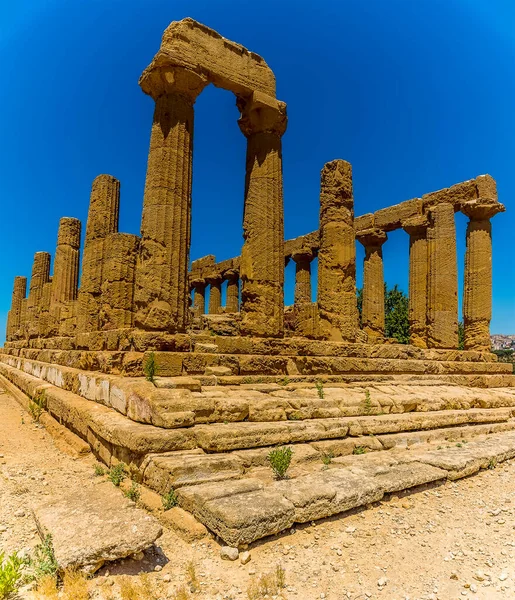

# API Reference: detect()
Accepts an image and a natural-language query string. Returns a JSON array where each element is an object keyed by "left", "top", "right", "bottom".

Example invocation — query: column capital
[
  {"left": 190, "top": 277, "right": 206, "bottom": 288},
  {"left": 237, "top": 91, "right": 287, "bottom": 137},
  {"left": 205, "top": 274, "right": 223, "bottom": 286},
  {"left": 223, "top": 269, "right": 239, "bottom": 281},
  {"left": 291, "top": 248, "right": 315, "bottom": 264},
  {"left": 139, "top": 65, "right": 208, "bottom": 101},
  {"left": 357, "top": 227, "right": 387, "bottom": 248},
  {"left": 402, "top": 215, "right": 429, "bottom": 236},
  {"left": 461, "top": 198, "right": 505, "bottom": 221}
]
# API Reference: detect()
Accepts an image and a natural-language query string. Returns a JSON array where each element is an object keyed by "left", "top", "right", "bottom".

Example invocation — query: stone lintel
[
  {"left": 354, "top": 213, "right": 374, "bottom": 233},
  {"left": 147, "top": 18, "right": 276, "bottom": 97},
  {"left": 422, "top": 179, "right": 478, "bottom": 210}
]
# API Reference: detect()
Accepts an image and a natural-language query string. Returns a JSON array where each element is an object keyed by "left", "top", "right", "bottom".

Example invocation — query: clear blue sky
[{"left": 1, "top": 0, "right": 514, "bottom": 345}]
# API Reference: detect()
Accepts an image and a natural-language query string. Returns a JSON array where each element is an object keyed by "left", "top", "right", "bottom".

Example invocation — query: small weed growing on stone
[
  {"left": 143, "top": 352, "right": 159, "bottom": 384},
  {"left": 280, "top": 377, "right": 290, "bottom": 386},
  {"left": 315, "top": 380, "right": 324, "bottom": 399},
  {"left": 186, "top": 560, "right": 199, "bottom": 592},
  {"left": 462, "top": 439, "right": 468, "bottom": 444},
  {"left": 437, "top": 446, "right": 443, "bottom": 450},
  {"left": 268, "top": 446, "right": 293, "bottom": 480},
  {"left": 93, "top": 464, "right": 105, "bottom": 477},
  {"left": 321, "top": 452, "right": 334, "bottom": 466},
  {"left": 124, "top": 482, "right": 141, "bottom": 503},
  {"left": 31, "top": 535, "right": 59, "bottom": 581},
  {"left": 353, "top": 446, "right": 366, "bottom": 455},
  {"left": 488, "top": 457, "right": 498, "bottom": 470},
  {"left": 0, "top": 551, "right": 24, "bottom": 599},
  {"left": 362, "top": 389, "right": 373, "bottom": 415},
  {"left": 162, "top": 488, "right": 178, "bottom": 510},
  {"left": 456, "top": 442, "right": 463, "bottom": 448},
  {"left": 28, "top": 400, "right": 44, "bottom": 423},
  {"left": 108, "top": 463, "right": 127, "bottom": 487},
  {"left": 287, "top": 411, "right": 301, "bottom": 420}
]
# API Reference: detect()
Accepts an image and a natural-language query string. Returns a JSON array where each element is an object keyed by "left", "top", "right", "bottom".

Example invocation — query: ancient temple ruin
[{"left": 1, "top": 18, "right": 514, "bottom": 548}]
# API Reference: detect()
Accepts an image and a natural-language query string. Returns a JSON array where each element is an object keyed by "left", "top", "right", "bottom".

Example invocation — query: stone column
[
  {"left": 191, "top": 279, "right": 206, "bottom": 315},
  {"left": 207, "top": 276, "right": 222, "bottom": 315},
  {"left": 8, "top": 276, "right": 26, "bottom": 340},
  {"left": 224, "top": 270, "right": 240, "bottom": 313},
  {"left": 78, "top": 174, "right": 120, "bottom": 333},
  {"left": 357, "top": 228, "right": 387, "bottom": 341},
  {"left": 403, "top": 216, "right": 429, "bottom": 348},
  {"left": 317, "top": 160, "right": 358, "bottom": 341},
  {"left": 462, "top": 198, "right": 505, "bottom": 351},
  {"left": 292, "top": 250, "right": 313, "bottom": 305},
  {"left": 134, "top": 66, "right": 208, "bottom": 332},
  {"left": 99, "top": 233, "right": 139, "bottom": 330},
  {"left": 238, "top": 92, "right": 287, "bottom": 337},
  {"left": 426, "top": 202, "right": 458, "bottom": 349},
  {"left": 5, "top": 311, "right": 12, "bottom": 342},
  {"left": 27, "top": 252, "right": 51, "bottom": 337},
  {"left": 50, "top": 218, "right": 81, "bottom": 334}
]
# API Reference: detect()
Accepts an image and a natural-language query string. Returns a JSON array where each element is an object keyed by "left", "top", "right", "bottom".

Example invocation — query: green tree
[{"left": 356, "top": 284, "right": 409, "bottom": 344}]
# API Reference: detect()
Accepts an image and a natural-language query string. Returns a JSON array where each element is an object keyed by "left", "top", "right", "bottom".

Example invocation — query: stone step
[
  {"left": 177, "top": 431, "right": 515, "bottom": 547},
  {"left": 192, "top": 408, "right": 514, "bottom": 452}
]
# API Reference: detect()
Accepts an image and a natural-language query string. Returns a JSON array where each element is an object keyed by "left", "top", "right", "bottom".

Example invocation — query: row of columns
[{"left": 191, "top": 272, "right": 240, "bottom": 316}]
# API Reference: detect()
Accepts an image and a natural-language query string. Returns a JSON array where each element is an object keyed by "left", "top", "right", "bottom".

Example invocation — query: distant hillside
[{"left": 491, "top": 334, "right": 515, "bottom": 351}]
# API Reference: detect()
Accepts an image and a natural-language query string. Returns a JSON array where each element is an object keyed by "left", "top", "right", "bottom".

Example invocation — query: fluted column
[
  {"left": 134, "top": 66, "right": 208, "bottom": 332},
  {"left": 462, "top": 198, "right": 505, "bottom": 351},
  {"left": 50, "top": 218, "right": 81, "bottom": 335},
  {"left": 8, "top": 276, "right": 26, "bottom": 340},
  {"left": 292, "top": 250, "right": 313, "bottom": 305},
  {"left": 78, "top": 175, "right": 120, "bottom": 333},
  {"left": 357, "top": 228, "right": 387, "bottom": 341},
  {"left": 238, "top": 92, "right": 287, "bottom": 337},
  {"left": 27, "top": 252, "right": 51, "bottom": 338},
  {"left": 427, "top": 202, "right": 458, "bottom": 349},
  {"left": 99, "top": 233, "right": 140, "bottom": 330},
  {"left": 317, "top": 160, "right": 358, "bottom": 341},
  {"left": 207, "top": 276, "right": 222, "bottom": 315},
  {"left": 224, "top": 270, "right": 240, "bottom": 313},
  {"left": 192, "top": 279, "right": 206, "bottom": 315},
  {"left": 403, "top": 216, "right": 429, "bottom": 348}
]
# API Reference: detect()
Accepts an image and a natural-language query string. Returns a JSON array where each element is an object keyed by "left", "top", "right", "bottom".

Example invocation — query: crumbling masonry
[{"left": 2, "top": 18, "right": 513, "bottom": 548}]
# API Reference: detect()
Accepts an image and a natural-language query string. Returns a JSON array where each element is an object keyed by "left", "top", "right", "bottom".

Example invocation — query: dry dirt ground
[{"left": 2, "top": 386, "right": 515, "bottom": 600}]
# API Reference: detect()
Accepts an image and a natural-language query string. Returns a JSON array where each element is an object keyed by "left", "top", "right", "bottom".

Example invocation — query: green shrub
[
  {"left": 143, "top": 352, "right": 158, "bottom": 384},
  {"left": 315, "top": 381, "right": 324, "bottom": 399},
  {"left": 124, "top": 482, "right": 141, "bottom": 503},
  {"left": 267, "top": 447, "right": 293, "bottom": 480},
  {"left": 321, "top": 452, "right": 334, "bottom": 466},
  {"left": 362, "top": 389, "right": 373, "bottom": 415},
  {"left": 162, "top": 488, "right": 178, "bottom": 510},
  {"left": 31, "top": 534, "right": 58, "bottom": 580},
  {"left": 108, "top": 463, "right": 127, "bottom": 487},
  {"left": 353, "top": 446, "right": 366, "bottom": 455},
  {"left": 93, "top": 464, "right": 105, "bottom": 477},
  {"left": 0, "top": 551, "right": 23, "bottom": 599}
]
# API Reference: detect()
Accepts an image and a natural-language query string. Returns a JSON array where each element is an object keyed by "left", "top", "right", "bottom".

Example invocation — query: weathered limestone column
[
  {"left": 50, "top": 218, "right": 81, "bottom": 334},
  {"left": 191, "top": 279, "right": 206, "bottom": 315},
  {"left": 224, "top": 270, "right": 240, "bottom": 313},
  {"left": 207, "top": 276, "right": 222, "bottom": 315},
  {"left": 317, "top": 160, "right": 358, "bottom": 341},
  {"left": 38, "top": 280, "right": 53, "bottom": 338},
  {"left": 292, "top": 250, "right": 313, "bottom": 305},
  {"left": 357, "top": 228, "right": 387, "bottom": 341},
  {"left": 238, "top": 92, "right": 287, "bottom": 337},
  {"left": 5, "top": 311, "right": 12, "bottom": 342},
  {"left": 426, "top": 203, "right": 458, "bottom": 349},
  {"left": 134, "top": 66, "right": 208, "bottom": 332},
  {"left": 403, "top": 216, "right": 429, "bottom": 348},
  {"left": 8, "top": 276, "right": 27, "bottom": 340},
  {"left": 462, "top": 198, "right": 505, "bottom": 351},
  {"left": 78, "top": 175, "right": 120, "bottom": 333},
  {"left": 99, "top": 233, "right": 139, "bottom": 330},
  {"left": 27, "top": 252, "right": 51, "bottom": 337}
]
